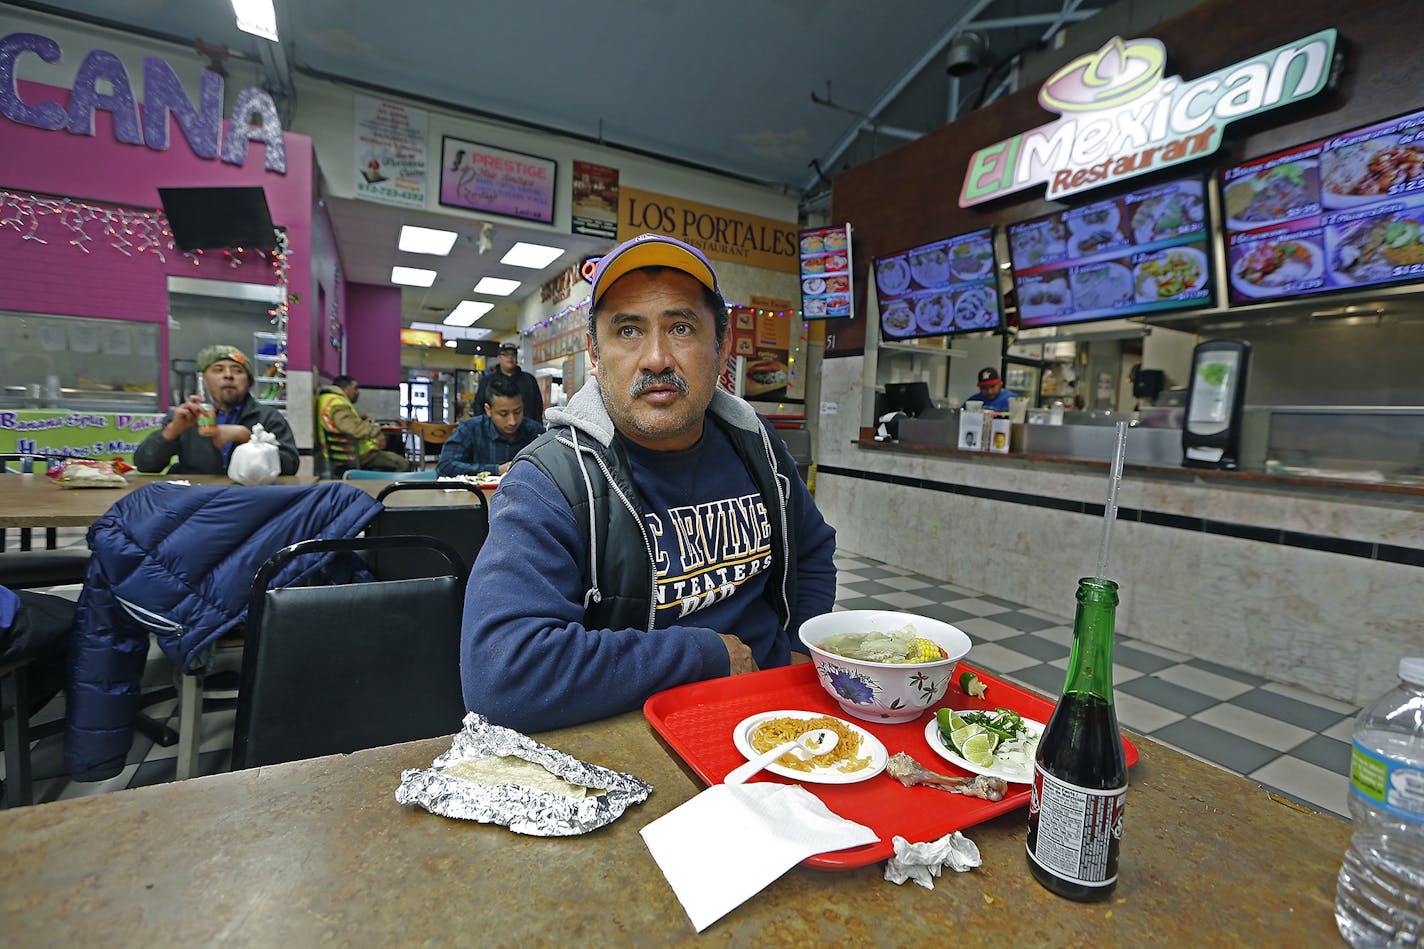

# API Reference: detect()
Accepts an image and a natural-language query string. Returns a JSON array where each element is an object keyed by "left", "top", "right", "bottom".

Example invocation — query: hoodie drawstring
[{"left": 569, "top": 427, "right": 603, "bottom": 609}]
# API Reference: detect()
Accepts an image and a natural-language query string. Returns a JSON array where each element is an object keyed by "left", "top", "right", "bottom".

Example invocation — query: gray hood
[{"left": 546, "top": 377, "right": 768, "bottom": 449}]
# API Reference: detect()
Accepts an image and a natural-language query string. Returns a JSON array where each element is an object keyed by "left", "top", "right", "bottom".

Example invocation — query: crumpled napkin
[
  {"left": 884, "top": 831, "right": 982, "bottom": 889},
  {"left": 641, "top": 783, "right": 878, "bottom": 932}
]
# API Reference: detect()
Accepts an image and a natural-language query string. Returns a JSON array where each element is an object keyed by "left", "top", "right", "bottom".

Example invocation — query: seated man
[
  {"left": 460, "top": 234, "right": 837, "bottom": 733},
  {"left": 0, "top": 584, "right": 73, "bottom": 718},
  {"left": 961, "top": 366, "right": 1020, "bottom": 413},
  {"left": 135, "top": 344, "right": 299, "bottom": 476},
  {"left": 317, "top": 374, "right": 410, "bottom": 473},
  {"left": 437, "top": 374, "right": 545, "bottom": 477}
]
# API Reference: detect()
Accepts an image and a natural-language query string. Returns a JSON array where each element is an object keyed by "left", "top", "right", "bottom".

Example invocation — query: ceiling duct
[{"left": 945, "top": 32, "right": 988, "bottom": 76}]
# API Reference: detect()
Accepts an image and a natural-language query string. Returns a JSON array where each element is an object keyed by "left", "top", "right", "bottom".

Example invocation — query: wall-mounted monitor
[
  {"left": 158, "top": 186, "right": 277, "bottom": 252},
  {"left": 1007, "top": 176, "right": 1212, "bottom": 329},
  {"left": 1221, "top": 107, "right": 1424, "bottom": 305},
  {"left": 798, "top": 224, "right": 853, "bottom": 319},
  {"left": 873, "top": 227, "right": 1000, "bottom": 341}
]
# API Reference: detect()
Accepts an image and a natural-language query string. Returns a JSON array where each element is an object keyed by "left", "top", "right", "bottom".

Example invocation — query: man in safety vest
[{"left": 316, "top": 375, "right": 410, "bottom": 473}]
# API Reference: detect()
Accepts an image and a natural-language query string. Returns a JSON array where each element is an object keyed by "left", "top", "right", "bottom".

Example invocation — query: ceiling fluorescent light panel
[
  {"left": 231, "top": 0, "right": 278, "bottom": 41},
  {"left": 399, "top": 225, "right": 458, "bottom": 256},
  {"left": 474, "top": 277, "right": 521, "bottom": 296},
  {"left": 391, "top": 266, "right": 437, "bottom": 287},
  {"left": 445, "top": 300, "right": 494, "bottom": 326},
  {"left": 501, "top": 242, "right": 566, "bottom": 269}
]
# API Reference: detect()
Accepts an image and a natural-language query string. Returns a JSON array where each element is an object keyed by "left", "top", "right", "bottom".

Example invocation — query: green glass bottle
[{"left": 1026, "top": 576, "right": 1128, "bottom": 901}]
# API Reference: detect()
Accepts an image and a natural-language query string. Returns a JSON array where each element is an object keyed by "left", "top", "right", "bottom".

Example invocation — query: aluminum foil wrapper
[{"left": 395, "top": 712, "right": 653, "bottom": 836}]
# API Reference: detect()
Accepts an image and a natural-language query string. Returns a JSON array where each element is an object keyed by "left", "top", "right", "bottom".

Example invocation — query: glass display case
[
  {"left": 0, "top": 311, "right": 161, "bottom": 411},
  {"left": 1241, "top": 406, "right": 1424, "bottom": 486}
]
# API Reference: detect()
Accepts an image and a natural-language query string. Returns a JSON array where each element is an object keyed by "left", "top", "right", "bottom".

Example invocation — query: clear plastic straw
[{"left": 1095, "top": 421, "right": 1130, "bottom": 580}]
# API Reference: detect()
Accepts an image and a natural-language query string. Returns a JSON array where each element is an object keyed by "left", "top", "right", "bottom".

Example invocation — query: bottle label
[
  {"left": 1350, "top": 740, "right": 1424, "bottom": 823},
  {"left": 1027, "top": 764, "right": 1126, "bottom": 886}
]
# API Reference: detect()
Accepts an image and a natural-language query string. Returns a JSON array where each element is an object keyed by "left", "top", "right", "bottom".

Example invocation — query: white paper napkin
[
  {"left": 883, "top": 831, "right": 982, "bottom": 889},
  {"left": 640, "top": 783, "right": 879, "bottom": 932}
]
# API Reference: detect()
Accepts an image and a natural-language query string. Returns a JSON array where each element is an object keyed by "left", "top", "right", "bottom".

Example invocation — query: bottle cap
[{"left": 1400, "top": 657, "right": 1424, "bottom": 687}]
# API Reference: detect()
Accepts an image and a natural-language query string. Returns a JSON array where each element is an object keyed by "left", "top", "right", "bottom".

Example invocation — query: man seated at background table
[
  {"left": 317, "top": 374, "right": 411, "bottom": 473},
  {"left": 134, "top": 344, "right": 299, "bottom": 476},
  {"left": 436, "top": 374, "right": 545, "bottom": 477},
  {"left": 460, "top": 234, "right": 837, "bottom": 733}
]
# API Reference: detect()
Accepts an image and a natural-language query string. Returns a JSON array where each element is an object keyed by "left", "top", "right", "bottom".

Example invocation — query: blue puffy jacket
[{"left": 64, "top": 482, "right": 383, "bottom": 780}]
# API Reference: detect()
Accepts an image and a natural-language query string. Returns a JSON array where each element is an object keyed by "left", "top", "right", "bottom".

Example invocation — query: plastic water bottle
[{"left": 1335, "top": 657, "right": 1424, "bottom": 947}]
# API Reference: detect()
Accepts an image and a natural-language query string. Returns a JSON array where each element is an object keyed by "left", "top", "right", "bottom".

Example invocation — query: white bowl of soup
[{"left": 799, "top": 610, "right": 972, "bottom": 724}]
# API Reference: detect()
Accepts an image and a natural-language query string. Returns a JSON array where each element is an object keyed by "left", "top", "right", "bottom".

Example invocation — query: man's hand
[
  {"left": 162, "top": 396, "right": 202, "bottom": 440},
  {"left": 497, "top": 460, "right": 514, "bottom": 475},
  {"left": 719, "top": 633, "right": 759, "bottom": 676},
  {"left": 211, "top": 424, "right": 252, "bottom": 449}
]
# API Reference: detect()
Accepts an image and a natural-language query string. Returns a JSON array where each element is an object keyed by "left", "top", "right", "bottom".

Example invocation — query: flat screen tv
[
  {"left": 798, "top": 224, "right": 853, "bottom": 319},
  {"left": 1220, "top": 106, "right": 1424, "bottom": 305},
  {"left": 1007, "top": 175, "right": 1211, "bottom": 329},
  {"left": 873, "top": 226, "right": 1000, "bottom": 341},
  {"left": 158, "top": 186, "right": 277, "bottom": 252}
]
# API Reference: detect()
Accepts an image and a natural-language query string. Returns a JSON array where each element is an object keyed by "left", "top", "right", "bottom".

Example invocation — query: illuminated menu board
[
  {"left": 873, "top": 227, "right": 1000, "bottom": 340},
  {"left": 1007, "top": 176, "right": 1212, "bottom": 329},
  {"left": 1221, "top": 107, "right": 1424, "bottom": 305},
  {"left": 798, "top": 224, "right": 853, "bottom": 319}
]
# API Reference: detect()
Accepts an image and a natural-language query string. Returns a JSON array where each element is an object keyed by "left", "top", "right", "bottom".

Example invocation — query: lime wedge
[
  {"left": 960, "top": 732, "right": 999, "bottom": 768},
  {"left": 936, "top": 709, "right": 966, "bottom": 739},
  {"left": 949, "top": 724, "right": 982, "bottom": 755}
]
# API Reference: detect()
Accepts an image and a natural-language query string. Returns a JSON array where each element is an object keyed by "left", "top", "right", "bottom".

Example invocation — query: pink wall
[
  {"left": 308, "top": 198, "right": 346, "bottom": 381},
  {"left": 344, "top": 282, "right": 402, "bottom": 387},
  {"left": 0, "top": 79, "right": 314, "bottom": 402}
]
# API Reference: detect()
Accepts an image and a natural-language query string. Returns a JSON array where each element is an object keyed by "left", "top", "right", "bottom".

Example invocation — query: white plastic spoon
[{"left": 724, "top": 728, "right": 840, "bottom": 785}]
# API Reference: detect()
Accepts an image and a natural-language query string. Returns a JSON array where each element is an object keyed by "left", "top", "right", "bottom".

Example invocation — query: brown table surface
[
  {"left": 0, "top": 710, "right": 1350, "bottom": 945},
  {"left": 0, "top": 473, "right": 489, "bottom": 529}
]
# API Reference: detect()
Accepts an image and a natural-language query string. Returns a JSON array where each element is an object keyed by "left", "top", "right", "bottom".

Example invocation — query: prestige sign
[
  {"left": 618, "top": 188, "right": 798, "bottom": 273},
  {"left": 959, "top": 29, "right": 1338, "bottom": 207}
]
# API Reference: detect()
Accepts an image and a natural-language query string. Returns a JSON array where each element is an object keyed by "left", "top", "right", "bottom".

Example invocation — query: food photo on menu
[
  {"left": 1222, "top": 105, "right": 1424, "bottom": 304},
  {"left": 873, "top": 227, "right": 1000, "bottom": 340},
  {"left": 1009, "top": 176, "right": 1212, "bottom": 329},
  {"left": 799, "top": 225, "right": 853, "bottom": 318}
]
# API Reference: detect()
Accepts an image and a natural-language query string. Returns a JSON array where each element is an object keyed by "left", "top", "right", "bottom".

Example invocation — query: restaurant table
[
  {"left": 0, "top": 710, "right": 1351, "bottom": 945},
  {"left": 0, "top": 473, "right": 490, "bottom": 530}
]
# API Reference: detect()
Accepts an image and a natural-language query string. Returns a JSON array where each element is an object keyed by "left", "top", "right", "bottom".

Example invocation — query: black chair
[
  {"left": 365, "top": 480, "right": 489, "bottom": 585},
  {"left": 314, "top": 431, "right": 361, "bottom": 480},
  {"left": 230, "top": 535, "right": 467, "bottom": 771}
]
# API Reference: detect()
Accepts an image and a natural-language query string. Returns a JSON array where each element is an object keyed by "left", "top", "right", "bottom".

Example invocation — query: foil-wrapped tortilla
[{"left": 395, "top": 712, "right": 652, "bottom": 836}]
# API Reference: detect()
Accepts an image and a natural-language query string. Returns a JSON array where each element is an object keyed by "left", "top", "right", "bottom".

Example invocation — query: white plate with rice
[{"left": 732, "top": 710, "right": 889, "bottom": 784}]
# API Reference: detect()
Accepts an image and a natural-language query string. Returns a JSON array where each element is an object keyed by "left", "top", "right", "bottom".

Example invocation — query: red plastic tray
[{"left": 643, "top": 661, "right": 1138, "bottom": 871}]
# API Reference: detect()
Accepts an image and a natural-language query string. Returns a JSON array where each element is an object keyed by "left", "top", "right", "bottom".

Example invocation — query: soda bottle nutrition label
[{"left": 1027, "top": 766, "right": 1126, "bottom": 886}]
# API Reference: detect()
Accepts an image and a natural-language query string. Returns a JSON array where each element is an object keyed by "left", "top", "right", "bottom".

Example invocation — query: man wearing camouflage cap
[{"left": 135, "top": 344, "right": 299, "bottom": 475}]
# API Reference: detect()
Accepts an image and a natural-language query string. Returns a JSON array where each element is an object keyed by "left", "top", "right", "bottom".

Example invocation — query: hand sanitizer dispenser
[{"left": 1182, "top": 339, "right": 1251, "bottom": 469}]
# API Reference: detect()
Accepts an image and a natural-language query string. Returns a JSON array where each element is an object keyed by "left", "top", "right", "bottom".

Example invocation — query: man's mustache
[{"left": 630, "top": 371, "right": 690, "bottom": 397}]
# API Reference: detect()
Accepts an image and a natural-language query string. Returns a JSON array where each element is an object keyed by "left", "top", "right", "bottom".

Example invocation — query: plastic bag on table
[{"left": 228, "top": 424, "right": 281, "bottom": 485}]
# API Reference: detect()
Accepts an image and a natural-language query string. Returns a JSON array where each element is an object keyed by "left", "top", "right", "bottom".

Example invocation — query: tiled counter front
[{"left": 813, "top": 361, "right": 1422, "bottom": 705}]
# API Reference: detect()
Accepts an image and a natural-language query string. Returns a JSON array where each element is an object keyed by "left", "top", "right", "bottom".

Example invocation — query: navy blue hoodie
[{"left": 460, "top": 381, "right": 836, "bottom": 732}]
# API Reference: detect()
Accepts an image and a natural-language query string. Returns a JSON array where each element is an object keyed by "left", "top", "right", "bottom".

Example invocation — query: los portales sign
[
  {"left": 0, "top": 31, "right": 287, "bottom": 173},
  {"left": 959, "top": 29, "right": 1338, "bottom": 207}
]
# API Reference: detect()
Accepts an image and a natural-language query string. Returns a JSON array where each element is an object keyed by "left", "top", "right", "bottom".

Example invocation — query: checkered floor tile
[{"left": 4, "top": 546, "right": 1358, "bottom": 819}]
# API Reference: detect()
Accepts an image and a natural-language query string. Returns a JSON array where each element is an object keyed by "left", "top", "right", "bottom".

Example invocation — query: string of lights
[{"left": 0, "top": 189, "right": 293, "bottom": 401}]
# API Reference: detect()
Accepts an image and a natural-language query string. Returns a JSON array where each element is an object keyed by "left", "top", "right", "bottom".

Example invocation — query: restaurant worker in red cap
[
  {"left": 461, "top": 234, "right": 837, "bottom": 732},
  {"left": 135, "top": 344, "right": 299, "bottom": 475},
  {"left": 961, "top": 366, "right": 1019, "bottom": 413}
]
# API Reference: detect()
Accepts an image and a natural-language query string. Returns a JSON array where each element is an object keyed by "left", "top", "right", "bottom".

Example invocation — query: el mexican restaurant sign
[{"left": 959, "top": 29, "right": 1338, "bottom": 207}]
